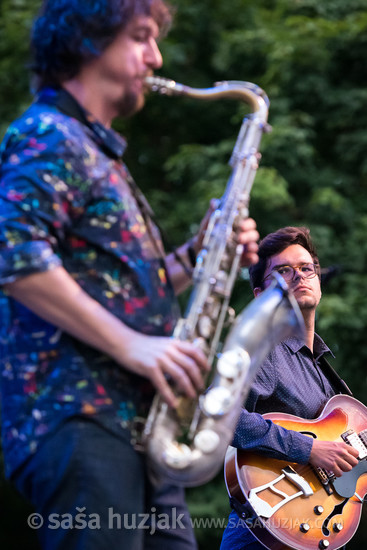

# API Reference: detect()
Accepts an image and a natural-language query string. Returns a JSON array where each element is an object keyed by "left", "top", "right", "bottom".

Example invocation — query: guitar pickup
[{"left": 341, "top": 429, "right": 367, "bottom": 459}]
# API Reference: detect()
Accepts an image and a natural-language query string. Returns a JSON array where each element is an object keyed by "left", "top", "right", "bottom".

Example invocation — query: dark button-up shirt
[
  {"left": 220, "top": 335, "right": 341, "bottom": 550},
  {"left": 233, "top": 334, "right": 337, "bottom": 464},
  {"left": 0, "top": 90, "right": 180, "bottom": 477}
]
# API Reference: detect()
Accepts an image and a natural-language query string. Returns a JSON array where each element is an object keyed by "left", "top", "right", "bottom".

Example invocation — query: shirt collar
[
  {"left": 37, "top": 87, "right": 127, "bottom": 160},
  {"left": 284, "top": 333, "right": 334, "bottom": 360}
]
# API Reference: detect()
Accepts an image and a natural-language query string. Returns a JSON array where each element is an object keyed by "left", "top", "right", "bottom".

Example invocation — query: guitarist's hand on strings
[{"left": 309, "top": 439, "right": 359, "bottom": 477}]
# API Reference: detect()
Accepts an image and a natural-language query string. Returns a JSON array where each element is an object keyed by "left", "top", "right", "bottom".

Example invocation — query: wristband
[{"left": 187, "top": 244, "right": 197, "bottom": 268}]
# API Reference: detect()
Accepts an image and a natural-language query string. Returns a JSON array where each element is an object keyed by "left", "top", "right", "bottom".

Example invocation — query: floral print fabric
[{"left": 0, "top": 90, "right": 180, "bottom": 476}]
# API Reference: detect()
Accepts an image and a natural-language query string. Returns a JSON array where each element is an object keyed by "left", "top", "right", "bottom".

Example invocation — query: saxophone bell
[{"left": 143, "top": 274, "right": 304, "bottom": 486}]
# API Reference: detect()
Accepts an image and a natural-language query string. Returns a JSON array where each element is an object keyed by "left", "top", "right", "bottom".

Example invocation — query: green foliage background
[{"left": 0, "top": 0, "right": 366, "bottom": 548}]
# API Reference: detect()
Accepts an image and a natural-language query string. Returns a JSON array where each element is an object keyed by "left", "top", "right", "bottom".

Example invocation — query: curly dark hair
[
  {"left": 31, "top": 0, "right": 172, "bottom": 89},
  {"left": 249, "top": 226, "right": 320, "bottom": 290}
]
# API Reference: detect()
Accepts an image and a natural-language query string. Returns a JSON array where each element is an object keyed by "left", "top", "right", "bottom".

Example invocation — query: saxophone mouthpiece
[{"left": 145, "top": 76, "right": 186, "bottom": 96}]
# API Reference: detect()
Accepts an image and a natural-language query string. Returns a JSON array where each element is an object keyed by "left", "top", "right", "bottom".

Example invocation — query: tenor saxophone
[{"left": 142, "top": 77, "right": 305, "bottom": 486}]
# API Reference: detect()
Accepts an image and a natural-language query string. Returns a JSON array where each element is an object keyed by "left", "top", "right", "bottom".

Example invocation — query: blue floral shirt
[{"left": 0, "top": 88, "right": 180, "bottom": 477}]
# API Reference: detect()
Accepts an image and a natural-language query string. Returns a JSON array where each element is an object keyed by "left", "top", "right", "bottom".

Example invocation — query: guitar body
[{"left": 225, "top": 394, "right": 367, "bottom": 550}]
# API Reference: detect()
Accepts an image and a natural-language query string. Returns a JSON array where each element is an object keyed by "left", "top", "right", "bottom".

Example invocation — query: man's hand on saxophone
[
  {"left": 236, "top": 217, "right": 260, "bottom": 267},
  {"left": 193, "top": 199, "right": 259, "bottom": 268},
  {"left": 166, "top": 199, "right": 259, "bottom": 294},
  {"left": 119, "top": 333, "right": 210, "bottom": 408}
]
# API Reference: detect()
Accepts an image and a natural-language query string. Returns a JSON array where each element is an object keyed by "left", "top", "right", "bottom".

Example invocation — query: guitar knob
[
  {"left": 314, "top": 505, "right": 324, "bottom": 515},
  {"left": 300, "top": 523, "right": 310, "bottom": 533},
  {"left": 319, "top": 540, "right": 330, "bottom": 549},
  {"left": 333, "top": 522, "right": 343, "bottom": 533}
]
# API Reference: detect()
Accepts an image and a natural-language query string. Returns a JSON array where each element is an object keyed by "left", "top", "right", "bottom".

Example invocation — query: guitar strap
[{"left": 319, "top": 356, "right": 353, "bottom": 397}]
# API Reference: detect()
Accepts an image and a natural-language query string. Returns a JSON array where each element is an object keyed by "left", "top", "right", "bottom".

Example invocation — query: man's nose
[
  {"left": 293, "top": 267, "right": 306, "bottom": 281},
  {"left": 145, "top": 38, "right": 163, "bottom": 69}
]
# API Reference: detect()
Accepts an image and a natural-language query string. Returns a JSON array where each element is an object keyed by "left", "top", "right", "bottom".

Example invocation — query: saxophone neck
[{"left": 145, "top": 76, "right": 269, "bottom": 118}]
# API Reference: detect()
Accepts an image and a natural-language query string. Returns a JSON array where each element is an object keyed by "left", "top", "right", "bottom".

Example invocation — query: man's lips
[{"left": 293, "top": 285, "right": 311, "bottom": 292}]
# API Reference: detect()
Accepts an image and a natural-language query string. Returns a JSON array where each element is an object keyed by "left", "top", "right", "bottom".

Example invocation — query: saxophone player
[{"left": 0, "top": 1, "right": 259, "bottom": 549}]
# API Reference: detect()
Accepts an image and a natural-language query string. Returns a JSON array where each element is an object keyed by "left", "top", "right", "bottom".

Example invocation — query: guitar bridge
[
  {"left": 314, "top": 467, "right": 334, "bottom": 495},
  {"left": 248, "top": 465, "right": 314, "bottom": 519}
]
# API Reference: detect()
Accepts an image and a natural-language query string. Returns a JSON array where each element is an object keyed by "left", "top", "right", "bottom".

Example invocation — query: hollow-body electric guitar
[{"left": 224, "top": 394, "right": 367, "bottom": 550}]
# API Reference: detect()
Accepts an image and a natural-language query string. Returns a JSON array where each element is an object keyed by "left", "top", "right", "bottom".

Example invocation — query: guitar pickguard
[{"left": 332, "top": 461, "right": 367, "bottom": 498}]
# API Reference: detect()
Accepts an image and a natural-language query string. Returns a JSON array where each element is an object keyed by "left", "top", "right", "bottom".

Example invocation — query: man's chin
[
  {"left": 118, "top": 94, "right": 145, "bottom": 119},
  {"left": 297, "top": 298, "right": 317, "bottom": 311}
]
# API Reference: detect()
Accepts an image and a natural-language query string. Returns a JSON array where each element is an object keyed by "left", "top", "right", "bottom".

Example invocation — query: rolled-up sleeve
[
  {"left": 0, "top": 240, "right": 62, "bottom": 285},
  {"left": 0, "top": 123, "right": 73, "bottom": 285}
]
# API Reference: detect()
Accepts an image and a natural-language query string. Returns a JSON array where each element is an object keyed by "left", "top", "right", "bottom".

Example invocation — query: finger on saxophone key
[{"left": 235, "top": 217, "right": 259, "bottom": 266}]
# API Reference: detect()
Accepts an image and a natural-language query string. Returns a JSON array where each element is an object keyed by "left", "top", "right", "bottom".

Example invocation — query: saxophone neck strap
[
  {"left": 37, "top": 86, "right": 127, "bottom": 159},
  {"left": 37, "top": 86, "right": 194, "bottom": 274}
]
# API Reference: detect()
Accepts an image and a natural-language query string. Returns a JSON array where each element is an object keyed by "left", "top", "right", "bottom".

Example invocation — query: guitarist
[{"left": 220, "top": 226, "right": 360, "bottom": 550}]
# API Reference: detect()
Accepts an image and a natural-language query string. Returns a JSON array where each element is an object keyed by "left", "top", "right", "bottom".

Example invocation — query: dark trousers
[
  {"left": 12, "top": 418, "right": 197, "bottom": 550},
  {"left": 220, "top": 510, "right": 266, "bottom": 550},
  {"left": 220, "top": 510, "right": 347, "bottom": 550}
]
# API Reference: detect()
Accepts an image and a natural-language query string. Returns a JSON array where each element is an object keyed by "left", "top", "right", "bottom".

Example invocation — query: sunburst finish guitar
[{"left": 224, "top": 395, "right": 367, "bottom": 550}]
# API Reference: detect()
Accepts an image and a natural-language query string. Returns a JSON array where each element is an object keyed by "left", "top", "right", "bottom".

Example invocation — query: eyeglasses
[{"left": 263, "top": 263, "right": 319, "bottom": 283}]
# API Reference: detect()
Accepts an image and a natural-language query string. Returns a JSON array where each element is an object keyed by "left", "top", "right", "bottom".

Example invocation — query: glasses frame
[{"left": 263, "top": 263, "right": 319, "bottom": 284}]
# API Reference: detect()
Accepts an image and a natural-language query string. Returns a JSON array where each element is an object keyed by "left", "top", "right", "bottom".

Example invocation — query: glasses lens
[
  {"left": 276, "top": 266, "right": 294, "bottom": 281},
  {"left": 264, "top": 264, "right": 317, "bottom": 284},
  {"left": 276, "top": 264, "right": 316, "bottom": 281},
  {"left": 299, "top": 264, "right": 316, "bottom": 277}
]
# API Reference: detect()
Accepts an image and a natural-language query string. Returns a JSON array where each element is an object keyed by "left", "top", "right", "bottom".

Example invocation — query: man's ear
[{"left": 253, "top": 287, "right": 262, "bottom": 297}]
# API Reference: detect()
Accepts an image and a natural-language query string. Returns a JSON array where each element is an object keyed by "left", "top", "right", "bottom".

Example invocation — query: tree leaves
[{"left": 1, "top": 0, "right": 367, "bottom": 547}]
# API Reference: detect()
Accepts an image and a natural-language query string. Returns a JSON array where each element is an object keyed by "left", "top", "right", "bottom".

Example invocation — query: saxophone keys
[
  {"left": 197, "top": 315, "right": 213, "bottom": 339},
  {"left": 213, "top": 270, "right": 230, "bottom": 296},
  {"left": 194, "top": 429, "right": 220, "bottom": 453},
  {"left": 201, "top": 348, "right": 251, "bottom": 415},
  {"left": 163, "top": 442, "right": 192, "bottom": 469},
  {"left": 217, "top": 348, "right": 250, "bottom": 379},
  {"left": 252, "top": 151, "right": 262, "bottom": 169},
  {"left": 224, "top": 307, "right": 236, "bottom": 328},
  {"left": 201, "top": 386, "right": 233, "bottom": 416}
]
